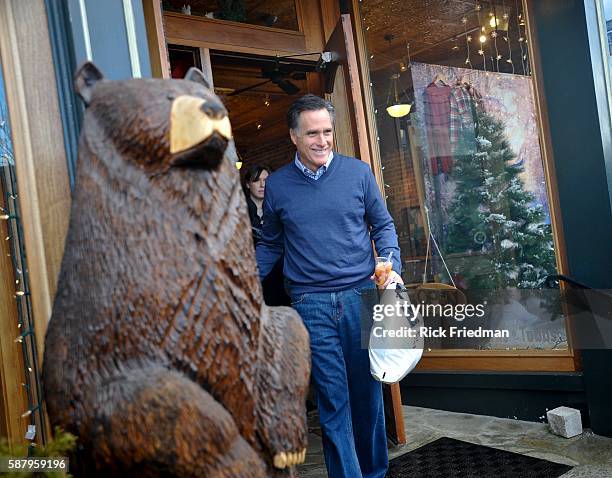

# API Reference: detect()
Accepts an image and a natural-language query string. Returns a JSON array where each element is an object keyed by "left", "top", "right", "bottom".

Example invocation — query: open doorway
[
  {"left": 215, "top": 50, "right": 318, "bottom": 307},
  {"left": 209, "top": 50, "right": 321, "bottom": 172}
]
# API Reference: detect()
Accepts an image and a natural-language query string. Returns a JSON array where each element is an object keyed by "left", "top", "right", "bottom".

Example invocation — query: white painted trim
[
  {"left": 122, "top": 0, "right": 142, "bottom": 78},
  {"left": 78, "top": 0, "right": 92, "bottom": 61}
]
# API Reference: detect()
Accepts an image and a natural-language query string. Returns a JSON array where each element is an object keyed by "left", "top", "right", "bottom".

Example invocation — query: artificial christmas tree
[{"left": 445, "top": 105, "right": 556, "bottom": 290}]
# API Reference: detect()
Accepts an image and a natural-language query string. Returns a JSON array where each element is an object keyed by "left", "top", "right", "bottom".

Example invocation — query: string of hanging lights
[{"left": 0, "top": 155, "right": 47, "bottom": 450}]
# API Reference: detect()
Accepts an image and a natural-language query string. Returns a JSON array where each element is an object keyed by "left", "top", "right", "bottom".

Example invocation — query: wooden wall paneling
[
  {"left": 0, "top": 183, "right": 29, "bottom": 447},
  {"left": 0, "top": 0, "right": 72, "bottom": 444},
  {"left": 143, "top": 0, "right": 171, "bottom": 78},
  {"left": 324, "top": 15, "right": 371, "bottom": 165},
  {"left": 294, "top": 0, "right": 305, "bottom": 37},
  {"left": 0, "top": 0, "right": 71, "bottom": 366},
  {"left": 338, "top": 15, "right": 371, "bottom": 166},
  {"left": 295, "top": 0, "right": 333, "bottom": 95},
  {"left": 315, "top": 0, "right": 356, "bottom": 157},
  {"left": 328, "top": 68, "right": 356, "bottom": 157},
  {"left": 295, "top": 1, "right": 358, "bottom": 159},
  {"left": 347, "top": 0, "right": 385, "bottom": 185},
  {"left": 306, "top": 71, "right": 324, "bottom": 96},
  {"left": 0, "top": 382, "right": 5, "bottom": 440},
  {"left": 318, "top": 0, "right": 341, "bottom": 39},
  {"left": 295, "top": 0, "right": 326, "bottom": 52},
  {"left": 164, "top": 13, "right": 307, "bottom": 56},
  {"left": 301, "top": 3, "right": 354, "bottom": 156}
]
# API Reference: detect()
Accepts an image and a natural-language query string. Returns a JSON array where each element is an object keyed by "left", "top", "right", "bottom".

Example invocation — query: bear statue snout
[
  {"left": 171, "top": 132, "right": 229, "bottom": 169},
  {"left": 200, "top": 100, "right": 227, "bottom": 120},
  {"left": 169, "top": 95, "right": 232, "bottom": 169}
]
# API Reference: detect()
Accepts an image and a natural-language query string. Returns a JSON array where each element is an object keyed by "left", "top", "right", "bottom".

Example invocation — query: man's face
[{"left": 289, "top": 109, "right": 334, "bottom": 173}]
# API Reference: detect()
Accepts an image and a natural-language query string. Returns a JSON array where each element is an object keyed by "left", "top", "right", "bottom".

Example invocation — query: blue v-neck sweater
[{"left": 256, "top": 153, "right": 401, "bottom": 294}]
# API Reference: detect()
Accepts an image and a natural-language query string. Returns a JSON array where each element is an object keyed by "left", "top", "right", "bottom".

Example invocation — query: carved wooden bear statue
[{"left": 43, "top": 62, "right": 310, "bottom": 477}]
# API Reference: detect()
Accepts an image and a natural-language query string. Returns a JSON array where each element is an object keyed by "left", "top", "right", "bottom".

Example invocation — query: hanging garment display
[
  {"left": 423, "top": 81, "right": 453, "bottom": 175},
  {"left": 449, "top": 82, "right": 478, "bottom": 157},
  {"left": 411, "top": 62, "right": 550, "bottom": 225}
]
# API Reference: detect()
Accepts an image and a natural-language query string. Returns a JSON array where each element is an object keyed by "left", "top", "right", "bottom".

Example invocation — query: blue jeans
[{"left": 291, "top": 280, "right": 387, "bottom": 478}]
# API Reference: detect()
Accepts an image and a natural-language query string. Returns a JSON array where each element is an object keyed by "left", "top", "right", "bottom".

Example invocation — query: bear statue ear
[
  {"left": 184, "top": 67, "right": 211, "bottom": 89},
  {"left": 74, "top": 62, "right": 104, "bottom": 106}
]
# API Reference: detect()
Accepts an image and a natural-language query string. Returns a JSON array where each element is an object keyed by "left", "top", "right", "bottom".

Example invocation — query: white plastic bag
[{"left": 369, "top": 282, "right": 424, "bottom": 384}]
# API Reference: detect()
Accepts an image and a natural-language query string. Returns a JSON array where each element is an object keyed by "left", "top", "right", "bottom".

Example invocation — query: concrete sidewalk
[{"left": 297, "top": 406, "right": 612, "bottom": 477}]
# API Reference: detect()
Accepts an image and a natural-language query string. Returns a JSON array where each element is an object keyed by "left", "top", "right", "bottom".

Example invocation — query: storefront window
[
  {"left": 359, "top": 0, "right": 565, "bottom": 350},
  {"left": 162, "top": 0, "right": 299, "bottom": 31}
]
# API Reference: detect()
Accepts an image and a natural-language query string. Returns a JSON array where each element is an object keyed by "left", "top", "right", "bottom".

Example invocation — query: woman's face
[{"left": 248, "top": 170, "right": 269, "bottom": 201}]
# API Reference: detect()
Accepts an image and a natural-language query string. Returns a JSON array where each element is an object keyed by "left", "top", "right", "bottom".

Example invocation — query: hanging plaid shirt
[
  {"left": 449, "top": 84, "right": 477, "bottom": 157},
  {"left": 424, "top": 83, "right": 453, "bottom": 175}
]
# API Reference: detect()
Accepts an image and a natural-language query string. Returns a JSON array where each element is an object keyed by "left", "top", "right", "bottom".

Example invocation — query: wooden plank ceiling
[
  {"left": 361, "top": 0, "right": 527, "bottom": 74},
  {"left": 210, "top": 51, "right": 311, "bottom": 157}
]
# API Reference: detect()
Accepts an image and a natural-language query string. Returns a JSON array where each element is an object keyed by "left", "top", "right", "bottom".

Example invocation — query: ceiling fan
[{"left": 227, "top": 60, "right": 307, "bottom": 96}]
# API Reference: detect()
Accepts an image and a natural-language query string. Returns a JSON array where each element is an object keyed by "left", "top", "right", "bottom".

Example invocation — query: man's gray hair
[{"left": 286, "top": 94, "right": 335, "bottom": 131}]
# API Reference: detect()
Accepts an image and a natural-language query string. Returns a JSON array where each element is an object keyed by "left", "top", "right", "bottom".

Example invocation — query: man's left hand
[{"left": 370, "top": 270, "right": 404, "bottom": 289}]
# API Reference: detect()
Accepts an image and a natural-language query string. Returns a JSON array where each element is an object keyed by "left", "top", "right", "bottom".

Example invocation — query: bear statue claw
[{"left": 273, "top": 449, "right": 307, "bottom": 469}]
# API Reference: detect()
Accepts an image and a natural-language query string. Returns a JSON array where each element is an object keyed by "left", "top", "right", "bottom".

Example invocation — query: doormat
[{"left": 386, "top": 437, "right": 572, "bottom": 478}]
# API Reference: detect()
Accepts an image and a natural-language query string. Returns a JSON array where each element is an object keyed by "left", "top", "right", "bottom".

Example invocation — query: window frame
[{"left": 348, "top": 0, "right": 577, "bottom": 372}]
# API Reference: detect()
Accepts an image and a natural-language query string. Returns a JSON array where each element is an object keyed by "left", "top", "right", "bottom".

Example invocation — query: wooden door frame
[{"left": 142, "top": 0, "right": 170, "bottom": 78}]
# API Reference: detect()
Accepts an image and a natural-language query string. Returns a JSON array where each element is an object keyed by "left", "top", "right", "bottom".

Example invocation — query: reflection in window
[
  {"left": 608, "top": 17, "right": 612, "bottom": 56},
  {"left": 162, "top": 0, "right": 299, "bottom": 31},
  {"left": 168, "top": 44, "right": 203, "bottom": 79},
  {"left": 0, "top": 71, "right": 13, "bottom": 169},
  {"left": 360, "top": 0, "right": 564, "bottom": 350},
  {"left": 604, "top": 0, "right": 612, "bottom": 77},
  {"left": 604, "top": 0, "right": 612, "bottom": 53}
]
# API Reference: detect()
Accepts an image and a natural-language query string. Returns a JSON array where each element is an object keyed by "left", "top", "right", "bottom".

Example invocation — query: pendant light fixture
[
  {"left": 385, "top": 39, "right": 412, "bottom": 118},
  {"left": 235, "top": 150, "right": 243, "bottom": 170},
  {"left": 386, "top": 73, "right": 411, "bottom": 118}
]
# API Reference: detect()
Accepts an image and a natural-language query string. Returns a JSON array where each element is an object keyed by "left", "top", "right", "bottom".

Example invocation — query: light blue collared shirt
[{"left": 294, "top": 152, "right": 334, "bottom": 180}]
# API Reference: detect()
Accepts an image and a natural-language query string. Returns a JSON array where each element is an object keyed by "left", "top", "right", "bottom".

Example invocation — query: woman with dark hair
[
  {"left": 244, "top": 165, "right": 271, "bottom": 244},
  {"left": 243, "top": 164, "right": 290, "bottom": 306}
]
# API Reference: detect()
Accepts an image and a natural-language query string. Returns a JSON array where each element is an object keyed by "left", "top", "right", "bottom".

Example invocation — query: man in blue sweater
[{"left": 256, "top": 94, "right": 402, "bottom": 478}]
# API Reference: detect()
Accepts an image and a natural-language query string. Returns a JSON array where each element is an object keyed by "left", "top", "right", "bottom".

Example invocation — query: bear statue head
[{"left": 75, "top": 62, "right": 232, "bottom": 172}]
